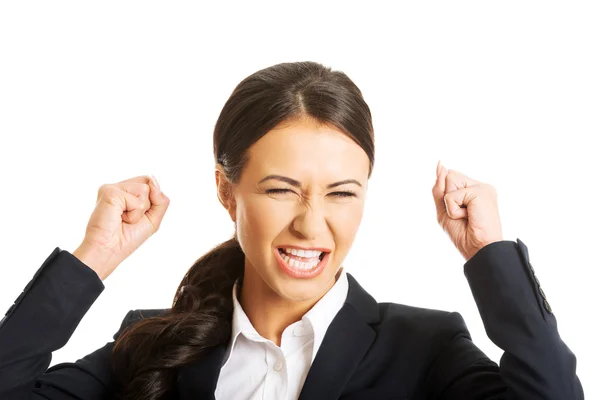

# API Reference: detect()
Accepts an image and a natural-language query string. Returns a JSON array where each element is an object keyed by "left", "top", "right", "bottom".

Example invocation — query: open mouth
[{"left": 275, "top": 247, "right": 329, "bottom": 276}]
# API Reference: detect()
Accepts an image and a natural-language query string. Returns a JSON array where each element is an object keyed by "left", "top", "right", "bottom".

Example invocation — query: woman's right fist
[{"left": 73, "top": 175, "right": 170, "bottom": 281}]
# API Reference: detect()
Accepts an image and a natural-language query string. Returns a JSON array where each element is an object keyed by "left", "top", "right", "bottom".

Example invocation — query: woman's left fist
[{"left": 432, "top": 161, "right": 503, "bottom": 261}]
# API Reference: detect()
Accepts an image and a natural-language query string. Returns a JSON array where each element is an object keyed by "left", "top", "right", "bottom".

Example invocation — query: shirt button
[{"left": 273, "top": 361, "right": 283, "bottom": 371}]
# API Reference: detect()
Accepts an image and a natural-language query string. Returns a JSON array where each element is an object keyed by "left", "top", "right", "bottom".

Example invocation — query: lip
[
  {"left": 276, "top": 244, "right": 332, "bottom": 253},
  {"left": 274, "top": 247, "right": 331, "bottom": 279}
]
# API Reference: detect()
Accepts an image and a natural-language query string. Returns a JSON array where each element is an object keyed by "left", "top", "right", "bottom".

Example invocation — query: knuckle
[
  {"left": 102, "top": 184, "right": 117, "bottom": 195},
  {"left": 102, "top": 185, "right": 123, "bottom": 202},
  {"left": 484, "top": 183, "right": 497, "bottom": 195},
  {"left": 97, "top": 183, "right": 109, "bottom": 197}
]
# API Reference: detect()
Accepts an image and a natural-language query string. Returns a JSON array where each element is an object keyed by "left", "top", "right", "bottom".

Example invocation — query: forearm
[
  {"left": 464, "top": 239, "right": 583, "bottom": 399},
  {"left": 0, "top": 248, "right": 105, "bottom": 396}
]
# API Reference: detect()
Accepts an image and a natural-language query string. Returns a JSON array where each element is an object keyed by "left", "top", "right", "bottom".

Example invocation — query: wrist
[{"left": 72, "top": 242, "right": 117, "bottom": 281}]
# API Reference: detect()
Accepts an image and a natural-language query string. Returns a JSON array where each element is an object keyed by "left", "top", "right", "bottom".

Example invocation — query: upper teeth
[{"left": 284, "top": 248, "right": 323, "bottom": 258}]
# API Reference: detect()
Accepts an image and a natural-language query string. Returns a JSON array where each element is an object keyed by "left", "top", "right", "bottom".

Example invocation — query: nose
[{"left": 291, "top": 201, "right": 328, "bottom": 241}]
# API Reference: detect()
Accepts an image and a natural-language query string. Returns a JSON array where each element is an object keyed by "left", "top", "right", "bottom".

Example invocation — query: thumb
[
  {"left": 145, "top": 176, "right": 170, "bottom": 231},
  {"left": 432, "top": 161, "right": 448, "bottom": 222}
]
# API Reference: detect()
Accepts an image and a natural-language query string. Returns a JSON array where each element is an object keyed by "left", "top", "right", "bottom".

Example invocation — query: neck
[{"left": 238, "top": 266, "right": 340, "bottom": 347}]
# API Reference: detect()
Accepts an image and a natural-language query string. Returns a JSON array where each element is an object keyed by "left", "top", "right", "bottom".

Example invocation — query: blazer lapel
[
  {"left": 298, "top": 273, "right": 380, "bottom": 400},
  {"left": 176, "top": 343, "right": 226, "bottom": 400},
  {"left": 175, "top": 273, "right": 380, "bottom": 400}
]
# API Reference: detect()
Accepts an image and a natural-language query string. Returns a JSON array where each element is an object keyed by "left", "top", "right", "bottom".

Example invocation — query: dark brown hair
[{"left": 110, "top": 61, "right": 375, "bottom": 399}]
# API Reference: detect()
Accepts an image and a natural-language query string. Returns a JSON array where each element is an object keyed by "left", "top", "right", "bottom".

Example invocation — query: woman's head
[
  {"left": 111, "top": 61, "right": 374, "bottom": 400},
  {"left": 213, "top": 61, "right": 374, "bottom": 304}
]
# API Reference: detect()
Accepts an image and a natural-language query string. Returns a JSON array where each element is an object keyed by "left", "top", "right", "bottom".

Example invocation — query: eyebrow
[{"left": 258, "top": 175, "right": 362, "bottom": 189}]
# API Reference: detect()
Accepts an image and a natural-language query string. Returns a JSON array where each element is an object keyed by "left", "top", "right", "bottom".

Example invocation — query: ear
[{"left": 215, "top": 164, "right": 237, "bottom": 222}]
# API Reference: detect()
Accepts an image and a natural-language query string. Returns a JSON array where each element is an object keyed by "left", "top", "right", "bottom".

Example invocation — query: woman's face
[{"left": 219, "top": 117, "right": 370, "bottom": 303}]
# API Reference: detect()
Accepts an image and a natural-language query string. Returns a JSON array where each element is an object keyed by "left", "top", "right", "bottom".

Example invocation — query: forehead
[{"left": 244, "top": 117, "right": 370, "bottom": 183}]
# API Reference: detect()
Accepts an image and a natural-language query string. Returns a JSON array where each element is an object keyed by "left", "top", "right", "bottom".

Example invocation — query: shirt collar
[{"left": 221, "top": 269, "right": 349, "bottom": 367}]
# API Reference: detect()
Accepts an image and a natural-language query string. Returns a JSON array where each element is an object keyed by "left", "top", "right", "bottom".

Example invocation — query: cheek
[
  {"left": 330, "top": 204, "right": 364, "bottom": 248},
  {"left": 237, "top": 197, "right": 292, "bottom": 250}
]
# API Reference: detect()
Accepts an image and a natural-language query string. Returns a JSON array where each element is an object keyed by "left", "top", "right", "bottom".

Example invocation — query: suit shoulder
[
  {"left": 113, "top": 307, "right": 171, "bottom": 340},
  {"left": 376, "top": 302, "right": 468, "bottom": 338},
  {"left": 379, "top": 301, "right": 451, "bottom": 319}
]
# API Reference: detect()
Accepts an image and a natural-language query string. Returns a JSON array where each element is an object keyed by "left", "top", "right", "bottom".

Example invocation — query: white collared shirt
[{"left": 214, "top": 270, "right": 349, "bottom": 400}]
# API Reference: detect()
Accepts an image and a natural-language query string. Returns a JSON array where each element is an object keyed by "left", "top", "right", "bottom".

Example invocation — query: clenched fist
[
  {"left": 73, "top": 175, "right": 170, "bottom": 281},
  {"left": 432, "top": 162, "right": 503, "bottom": 262}
]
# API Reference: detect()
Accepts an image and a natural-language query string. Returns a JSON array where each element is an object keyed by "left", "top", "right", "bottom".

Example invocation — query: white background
[{"left": 1, "top": 1, "right": 597, "bottom": 397}]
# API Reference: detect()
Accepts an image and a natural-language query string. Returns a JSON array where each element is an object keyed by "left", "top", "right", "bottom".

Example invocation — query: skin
[
  {"left": 72, "top": 112, "right": 503, "bottom": 359},
  {"left": 70, "top": 101, "right": 503, "bottom": 355},
  {"left": 215, "top": 116, "right": 370, "bottom": 346},
  {"left": 433, "top": 163, "right": 503, "bottom": 261},
  {"left": 72, "top": 116, "right": 502, "bottom": 349}
]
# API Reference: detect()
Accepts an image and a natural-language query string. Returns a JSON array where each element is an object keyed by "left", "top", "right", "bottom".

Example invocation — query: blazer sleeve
[
  {"left": 0, "top": 247, "right": 133, "bottom": 400},
  {"left": 425, "top": 239, "right": 584, "bottom": 400}
]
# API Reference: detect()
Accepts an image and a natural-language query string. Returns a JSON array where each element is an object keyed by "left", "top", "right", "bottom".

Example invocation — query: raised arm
[
  {"left": 429, "top": 163, "right": 583, "bottom": 398},
  {"left": 0, "top": 174, "right": 170, "bottom": 399},
  {"left": 0, "top": 247, "right": 130, "bottom": 399},
  {"left": 426, "top": 239, "right": 583, "bottom": 399}
]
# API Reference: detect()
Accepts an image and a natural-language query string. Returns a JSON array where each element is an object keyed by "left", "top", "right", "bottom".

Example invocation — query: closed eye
[
  {"left": 265, "top": 189, "right": 356, "bottom": 198},
  {"left": 266, "top": 188, "right": 294, "bottom": 195},
  {"left": 330, "top": 191, "right": 356, "bottom": 198}
]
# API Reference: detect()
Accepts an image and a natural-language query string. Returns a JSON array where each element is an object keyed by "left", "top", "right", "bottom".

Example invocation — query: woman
[{"left": 0, "top": 62, "right": 583, "bottom": 399}]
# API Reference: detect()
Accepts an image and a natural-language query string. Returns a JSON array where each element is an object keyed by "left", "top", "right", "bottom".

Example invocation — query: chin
[
  {"left": 268, "top": 265, "right": 339, "bottom": 303},
  {"left": 271, "top": 279, "right": 330, "bottom": 302}
]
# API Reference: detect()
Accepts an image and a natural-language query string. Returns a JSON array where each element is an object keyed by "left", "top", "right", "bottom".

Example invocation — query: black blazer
[{"left": 0, "top": 239, "right": 584, "bottom": 399}]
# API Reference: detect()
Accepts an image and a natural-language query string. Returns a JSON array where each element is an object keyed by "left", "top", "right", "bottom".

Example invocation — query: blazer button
[
  {"left": 24, "top": 279, "right": 34, "bottom": 292},
  {"left": 543, "top": 299, "right": 552, "bottom": 313},
  {"left": 4, "top": 303, "right": 16, "bottom": 316},
  {"left": 15, "top": 291, "right": 26, "bottom": 304}
]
